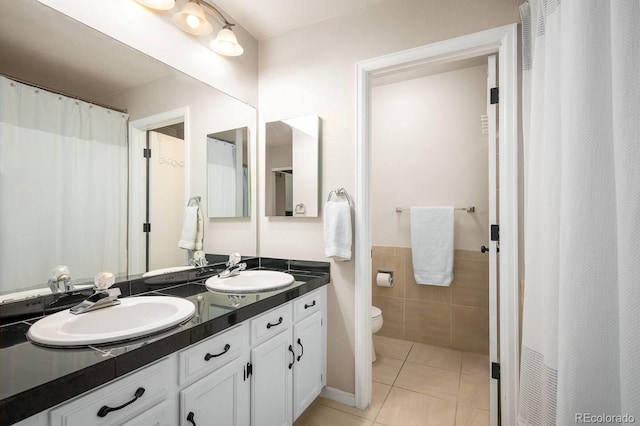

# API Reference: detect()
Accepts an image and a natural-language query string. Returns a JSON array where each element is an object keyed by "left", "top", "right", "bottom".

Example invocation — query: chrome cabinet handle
[
  {"left": 97, "top": 387, "right": 145, "bottom": 417},
  {"left": 294, "top": 203, "right": 306, "bottom": 215},
  {"left": 204, "top": 343, "right": 231, "bottom": 361}
]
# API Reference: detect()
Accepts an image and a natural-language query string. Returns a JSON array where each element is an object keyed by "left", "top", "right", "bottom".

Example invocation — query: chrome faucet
[
  {"left": 70, "top": 272, "right": 121, "bottom": 315},
  {"left": 218, "top": 253, "right": 247, "bottom": 279},
  {"left": 47, "top": 265, "right": 73, "bottom": 294}
]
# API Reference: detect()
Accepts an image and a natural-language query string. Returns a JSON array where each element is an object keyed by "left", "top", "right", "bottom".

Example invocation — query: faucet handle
[
  {"left": 227, "top": 252, "right": 242, "bottom": 267},
  {"left": 94, "top": 272, "right": 116, "bottom": 291}
]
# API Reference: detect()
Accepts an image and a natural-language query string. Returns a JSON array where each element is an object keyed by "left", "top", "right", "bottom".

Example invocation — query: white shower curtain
[
  {"left": 207, "top": 138, "right": 237, "bottom": 217},
  {"left": 0, "top": 76, "right": 129, "bottom": 291},
  {"left": 519, "top": 1, "right": 640, "bottom": 424}
]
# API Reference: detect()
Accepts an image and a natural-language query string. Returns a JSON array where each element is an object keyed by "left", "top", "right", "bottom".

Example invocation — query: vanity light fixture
[{"left": 134, "top": 0, "right": 244, "bottom": 57}]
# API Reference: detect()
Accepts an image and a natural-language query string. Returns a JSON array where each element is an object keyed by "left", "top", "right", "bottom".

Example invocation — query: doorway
[
  {"left": 129, "top": 107, "right": 191, "bottom": 275},
  {"left": 147, "top": 125, "right": 186, "bottom": 271},
  {"left": 355, "top": 25, "right": 519, "bottom": 425}
]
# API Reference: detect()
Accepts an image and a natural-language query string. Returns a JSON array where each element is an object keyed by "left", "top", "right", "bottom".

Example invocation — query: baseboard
[{"left": 320, "top": 386, "right": 356, "bottom": 407}]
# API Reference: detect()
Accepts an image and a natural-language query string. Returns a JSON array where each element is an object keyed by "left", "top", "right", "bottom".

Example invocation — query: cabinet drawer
[
  {"left": 50, "top": 358, "right": 171, "bottom": 426},
  {"left": 179, "top": 323, "right": 249, "bottom": 386},
  {"left": 293, "top": 288, "right": 324, "bottom": 322},
  {"left": 250, "top": 303, "right": 292, "bottom": 345}
]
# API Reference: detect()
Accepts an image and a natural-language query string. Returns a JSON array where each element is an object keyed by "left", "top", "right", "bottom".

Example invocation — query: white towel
[
  {"left": 178, "top": 206, "right": 203, "bottom": 250},
  {"left": 410, "top": 206, "right": 454, "bottom": 286},
  {"left": 323, "top": 200, "right": 352, "bottom": 261}
]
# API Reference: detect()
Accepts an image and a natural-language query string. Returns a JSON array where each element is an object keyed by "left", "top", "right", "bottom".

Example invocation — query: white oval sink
[
  {"left": 27, "top": 296, "right": 195, "bottom": 347},
  {"left": 205, "top": 270, "right": 295, "bottom": 294}
]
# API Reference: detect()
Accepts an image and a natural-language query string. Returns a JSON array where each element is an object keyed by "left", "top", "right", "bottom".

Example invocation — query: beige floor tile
[
  {"left": 294, "top": 402, "right": 374, "bottom": 425},
  {"left": 458, "top": 374, "right": 490, "bottom": 410},
  {"left": 406, "top": 342, "right": 462, "bottom": 372},
  {"left": 373, "top": 335, "right": 413, "bottom": 360},
  {"left": 317, "top": 382, "right": 391, "bottom": 421},
  {"left": 372, "top": 356, "right": 404, "bottom": 385},
  {"left": 461, "top": 352, "right": 490, "bottom": 378},
  {"left": 375, "top": 387, "right": 456, "bottom": 426},
  {"left": 393, "top": 361, "right": 460, "bottom": 402},
  {"left": 455, "top": 405, "right": 490, "bottom": 426}
]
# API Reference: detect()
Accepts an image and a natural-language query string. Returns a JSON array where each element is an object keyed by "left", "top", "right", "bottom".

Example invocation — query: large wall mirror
[
  {"left": 0, "top": 0, "right": 257, "bottom": 301},
  {"left": 207, "top": 127, "right": 250, "bottom": 218},
  {"left": 265, "top": 115, "right": 321, "bottom": 217}
]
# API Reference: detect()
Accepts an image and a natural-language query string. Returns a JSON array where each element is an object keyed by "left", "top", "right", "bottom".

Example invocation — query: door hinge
[
  {"left": 491, "top": 224, "right": 500, "bottom": 241},
  {"left": 491, "top": 362, "right": 500, "bottom": 380},
  {"left": 143, "top": 223, "right": 151, "bottom": 233},
  {"left": 490, "top": 87, "right": 499, "bottom": 104},
  {"left": 143, "top": 148, "right": 151, "bottom": 158}
]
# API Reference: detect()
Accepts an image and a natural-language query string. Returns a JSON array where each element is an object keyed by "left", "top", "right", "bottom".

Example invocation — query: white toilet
[{"left": 371, "top": 306, "right": 383, "bottom": 362}]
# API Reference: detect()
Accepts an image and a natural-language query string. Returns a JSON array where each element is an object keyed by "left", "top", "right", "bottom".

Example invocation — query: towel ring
[{"left": 327, "top": 188, "right": 353, "bottom": 206}]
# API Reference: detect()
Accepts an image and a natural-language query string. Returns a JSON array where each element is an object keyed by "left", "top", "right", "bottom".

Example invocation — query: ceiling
[{"left": 211, "top": 0, "right": 381, "bottom": 40}]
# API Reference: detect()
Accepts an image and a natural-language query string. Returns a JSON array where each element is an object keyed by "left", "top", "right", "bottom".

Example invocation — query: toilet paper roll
[{"left": 376, "top": 272, "right": 393, "bottom": 287}]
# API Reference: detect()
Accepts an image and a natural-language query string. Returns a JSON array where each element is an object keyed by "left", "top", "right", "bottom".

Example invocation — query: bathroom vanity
[{"left": 0, "top": 258, "right": 329, "bottom": 425}]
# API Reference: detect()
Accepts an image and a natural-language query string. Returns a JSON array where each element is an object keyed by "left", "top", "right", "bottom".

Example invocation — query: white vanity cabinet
[
  {"left": 180, "top": 357, "right": 250, "bottom": 426},
  {"left": 179, "top": 323, "right": 250, "bottom": 426},
  {"left": 250, "top": 303, "right": 294, "bottom": 426},
  {"left": 12, "top": 286, "right": 327, "bottom": 426},
  {"left": 291, "top": 289, "right": 326, "bottom": 420},
  {"left": 49, "top": 357, "right": 175, "bottom": 426},
  {"left": 249, "top": 287, "right": 326, "bottom": 425}
]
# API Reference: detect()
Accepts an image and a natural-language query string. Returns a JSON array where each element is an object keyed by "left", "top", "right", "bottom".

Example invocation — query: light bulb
[{"left": 186, "top": 14, "right": 200, "bottom": 29}]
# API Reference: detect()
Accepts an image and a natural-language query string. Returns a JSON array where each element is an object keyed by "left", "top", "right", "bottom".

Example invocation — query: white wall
[
  {"left": 371, "top": 64, "right": 489, "bottom": 251},
  {"left": 258, "top": 0, "right": 521, "bottom": 394},
  {"left": 36, "top": 0, "right": 259, "bottom": 106}
]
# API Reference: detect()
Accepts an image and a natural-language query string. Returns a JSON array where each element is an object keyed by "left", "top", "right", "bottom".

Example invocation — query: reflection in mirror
[
  {"left": 0, "top": 0, "right": 257, "bottom": 303},
  {"left": 265, "top": 115, "right": 320, "bottom": 217},
  {"left": 207, "top": 127, "right": 250, "bottom": 218}
]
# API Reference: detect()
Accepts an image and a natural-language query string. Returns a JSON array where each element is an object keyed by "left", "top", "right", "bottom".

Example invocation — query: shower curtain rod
[{"left": 1, "top": 73, "right": 128, "bottom": 114}]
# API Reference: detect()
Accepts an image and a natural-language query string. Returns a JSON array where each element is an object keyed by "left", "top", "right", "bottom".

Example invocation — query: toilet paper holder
[{"left": 376, "top": 270, "right": 394, "bottom": 287}]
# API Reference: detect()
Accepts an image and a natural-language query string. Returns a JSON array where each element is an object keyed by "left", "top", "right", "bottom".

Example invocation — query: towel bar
[{"left": 395, "top": 206, "right": 475, "bottom": 213}]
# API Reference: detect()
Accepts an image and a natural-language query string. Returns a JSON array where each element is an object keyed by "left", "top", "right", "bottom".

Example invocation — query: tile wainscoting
[{"left": 372, "top": 246, "right": 489, "bottom": 355}]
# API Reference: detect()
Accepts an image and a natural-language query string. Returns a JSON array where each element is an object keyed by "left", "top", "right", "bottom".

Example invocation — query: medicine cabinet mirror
[
  {"left": 207, "top": 127, "right": 250, "bottom": 218},
  {"left": 265, "top": 115, "right": 320, "bottom": 217}
]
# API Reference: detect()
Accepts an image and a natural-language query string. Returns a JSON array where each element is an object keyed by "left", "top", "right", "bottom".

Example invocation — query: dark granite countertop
[{"left": 0, "top": 257, "right": 330, "bottom": 425}]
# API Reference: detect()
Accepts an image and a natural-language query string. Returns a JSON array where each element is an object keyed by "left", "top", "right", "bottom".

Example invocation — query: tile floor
[{"left": 294, "top": 335, "right": 490, "bottom": 426}]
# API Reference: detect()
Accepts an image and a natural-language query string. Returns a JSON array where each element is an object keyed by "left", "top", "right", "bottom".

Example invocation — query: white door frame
[
  {"left": 355, "top": 24, "right": 519, "bottom": 424},
  {"left": 128, "top": 107, "right": 190, "bottom": 274}
]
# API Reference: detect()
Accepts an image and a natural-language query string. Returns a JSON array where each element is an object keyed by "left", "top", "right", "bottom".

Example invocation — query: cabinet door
[
  {"left": 292, "top": 311, "right": 324, "bottom": 420},
  {"left": 180, "top": 357, "right": 250, "bottom": 426},
  {"left": 251, "top": 330, "right": 293, "bottom": 426}
]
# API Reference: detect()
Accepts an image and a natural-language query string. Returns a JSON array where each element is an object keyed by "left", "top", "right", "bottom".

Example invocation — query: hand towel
[
  {"left": 324, "top": 200, "right": 352, "bottom": 261},
  {"left": 178, "top": 206, "right": 200, "bottom": 250},
  {"left": 410, "top": 206, "right": 454, "bottom": 286}
]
